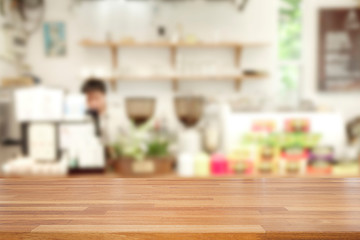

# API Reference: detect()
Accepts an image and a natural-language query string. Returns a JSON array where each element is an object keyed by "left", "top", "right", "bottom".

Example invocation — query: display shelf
[{"left": 80, "top": 39, "right": 270, "bottom": 90}]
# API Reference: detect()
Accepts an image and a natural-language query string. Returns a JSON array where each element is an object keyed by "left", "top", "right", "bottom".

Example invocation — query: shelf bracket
[
  {"left": 110, "top": 45, "right": 118, "bottom": 69},
  {"left": 234, "top": 47, "right": 243, "bottom": 91},
  {"left": 170, "top": 46, "right": 178, "bottom": 91},
  {"left": 110, "top": 45, "right": 118, "bottom": 91},
  {"left": 170, "top": 46, "right": 177, "bottom": 68},
  {"left": 234, "top": 46, "right": 243, "bottom": 68},
  {"left": 235, "top": 77, "right": 242, "bottom": 91},
  {"left": 172, "top": 78, "right": 178, "bottom": 91},
  {"left": 110, "top": 78, "right": 117, "bottom": 91}
]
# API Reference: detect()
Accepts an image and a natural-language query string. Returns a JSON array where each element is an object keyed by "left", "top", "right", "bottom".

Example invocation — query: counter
[{"left": 0, "top": 178, "right": 360, "bottom": 240}]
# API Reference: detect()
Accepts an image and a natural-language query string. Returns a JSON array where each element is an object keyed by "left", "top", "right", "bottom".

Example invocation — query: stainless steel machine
[{"left": 0, "top": 87, "right": 21, "bottom": 165}]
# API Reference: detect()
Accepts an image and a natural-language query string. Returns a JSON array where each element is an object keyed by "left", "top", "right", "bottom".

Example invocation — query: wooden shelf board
[
  {"left": 115, "top": 42, "right": 173, "bottom": 47},
  {"left": 175, "top": 75, "right": 240, "bottom": 80},
  {"left": 80, "top": 40, "right": 116, "bottom": 47},
  {"left": 176, "top": 42, "right": 240, "bottom": 48},
  {"left": 111, "top": 74, "right": 268, "bottom": 81},
  {"left": 116, "top": 75, "right": 174, "bottom": 80},
  {"left": 80, "top": 40, "right": 269, "bottom": 48},
  {"left": 242, "top": 73, "right": 269, "bottom": 79}
]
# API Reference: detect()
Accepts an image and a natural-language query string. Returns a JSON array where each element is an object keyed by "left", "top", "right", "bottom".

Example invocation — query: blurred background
[{"left": 0, "top": 0, "right": 360, "bottom": 178}]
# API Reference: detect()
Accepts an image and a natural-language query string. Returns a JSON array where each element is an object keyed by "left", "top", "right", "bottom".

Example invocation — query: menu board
[{"left": 318, "top": 8, "right": 360, "bottom": 91}]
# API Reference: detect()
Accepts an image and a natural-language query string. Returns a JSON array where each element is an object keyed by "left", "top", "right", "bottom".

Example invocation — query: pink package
[{"left": 211, "top": 154, "right": 229, "bottom": 176}]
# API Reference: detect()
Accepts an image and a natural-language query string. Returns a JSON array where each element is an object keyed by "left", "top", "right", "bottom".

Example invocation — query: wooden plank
[
  {"left": 32, "top": 225, "right": 265, "bottom": 233},
  {"left": 80, "top": 40, "right": 269, "bottom": 49},
  {"left": 0, "top": 233, "right": 266, "bottom": 240},
  {"left": 110, "top": 74, "right": 268, "bottom": 81},
  {"left": 1, "top": 77, "right": 34, "bottom": 87}
]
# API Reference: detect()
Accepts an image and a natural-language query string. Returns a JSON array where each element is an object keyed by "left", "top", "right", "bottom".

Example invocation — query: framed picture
[
  {"left": 43, "top": 22, "right": 66, "bottom": 57},
  {"left": 318, "top": 8, "right": 360, "bottom": 92}
]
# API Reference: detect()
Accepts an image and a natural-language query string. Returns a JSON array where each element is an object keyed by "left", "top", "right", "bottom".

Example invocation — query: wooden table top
[{"left": 1, "top": 178, "right": 360, "bottom": 240}]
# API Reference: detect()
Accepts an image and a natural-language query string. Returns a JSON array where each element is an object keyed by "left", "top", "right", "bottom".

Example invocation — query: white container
[
  {"left": 194, "top": 152, "right": 210, "bottom": 177},
  {"left": 177, "top": 153, "right": 194, "bottom": 177}
]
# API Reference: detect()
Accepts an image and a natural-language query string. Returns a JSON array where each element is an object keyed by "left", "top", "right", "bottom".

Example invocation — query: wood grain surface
[{"left": 0, "top": 178, "right": 359, "bottom": 240}]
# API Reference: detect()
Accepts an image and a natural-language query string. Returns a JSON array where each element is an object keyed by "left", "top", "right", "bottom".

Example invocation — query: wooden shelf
[
  {"left": 80, "top": 41, "right": 117, "bottom": 48},
  {"left": 80, "top": 39, "right": 269, "bottom": 91},
  {"left": 108, "top": 73, "right": 268, "bottom": 90},
  {"left": 80, "top": 40, "right": 268, "bottom": 48},
  {"left": 112, "top": 73, "right": 268, "bottom": 80},
  {"left": 242, "top": 73, "right": 269, "bottom": 79},
  {"left": 117, "top": 75, "right": 238, "bottom": 80},
  {"left": 117, "top": 75, "right": 174, "bottom": 81}
]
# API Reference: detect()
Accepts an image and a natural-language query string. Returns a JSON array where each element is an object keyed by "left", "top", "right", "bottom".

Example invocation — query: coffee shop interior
[{"left": 1, "top": 0, "right": 360, "bottom": 178}]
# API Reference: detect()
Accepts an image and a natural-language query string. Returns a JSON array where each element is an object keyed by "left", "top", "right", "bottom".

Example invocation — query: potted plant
[{"left": 113, "top": 120, "right": 175, "bottom": 177}]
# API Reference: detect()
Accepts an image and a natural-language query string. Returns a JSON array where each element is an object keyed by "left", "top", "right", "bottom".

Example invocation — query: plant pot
[{"left": 115, "top": 156, "right": 175, "bottom": 177}]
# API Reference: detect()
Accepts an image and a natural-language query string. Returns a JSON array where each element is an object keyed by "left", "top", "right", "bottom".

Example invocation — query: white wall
[
  {"left": 0, "top": 14, "right": 18, "bottom": 81},
  {"left": 22, "top": 0, "right": 278, "bottom": 128},
  {"left": 0, "top": 61, "right": 17, "bottom": 81},
  {"left": 25, "top": 0, "right": 277, "bottom": 92},
  {"left": 8, "top": 0, "right": 360, "bottom": 123},
  {"left": 302, "top": 0, "right": 360, "bottom": 122}
]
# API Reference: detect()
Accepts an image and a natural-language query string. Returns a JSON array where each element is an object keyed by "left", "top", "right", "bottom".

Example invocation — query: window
[{"left": 278, "top": 0, "right": 302, "bottom": 106}]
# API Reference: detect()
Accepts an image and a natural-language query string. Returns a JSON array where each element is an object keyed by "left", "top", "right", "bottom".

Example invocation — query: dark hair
[{"left": 81, "top": 78, "right": 107, "bottom": 94}]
